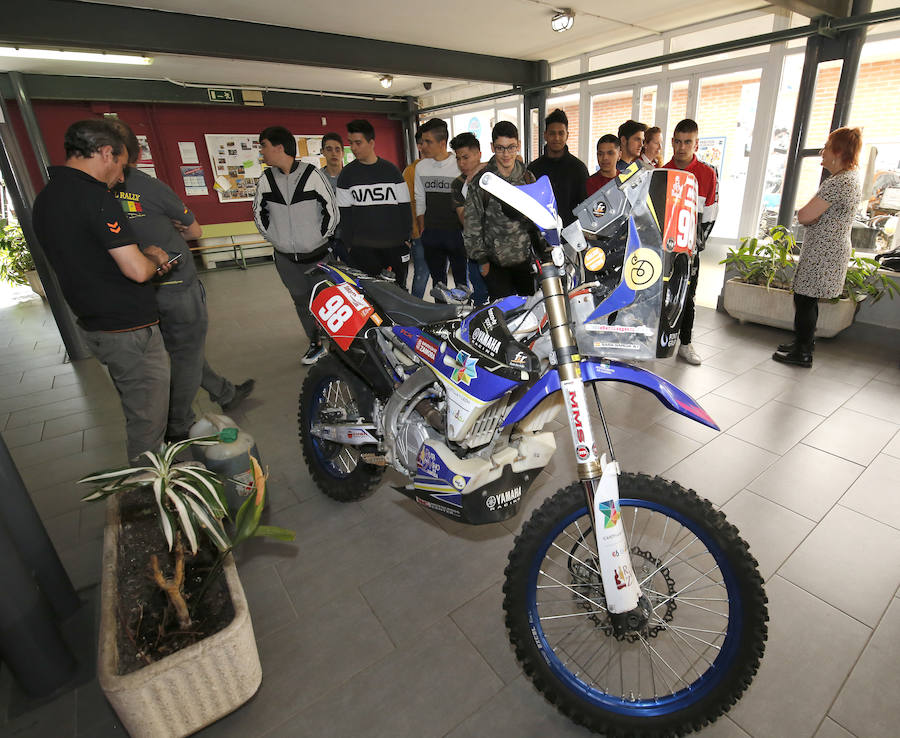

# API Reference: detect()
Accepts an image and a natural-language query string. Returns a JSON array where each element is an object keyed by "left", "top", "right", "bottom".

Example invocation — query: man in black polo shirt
[{"left": 33, "top": 119, "right": 172, "bottom": 461}]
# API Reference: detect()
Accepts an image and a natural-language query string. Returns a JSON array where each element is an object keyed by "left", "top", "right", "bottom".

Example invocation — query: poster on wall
[
  {"left": 204, "top": 133, "right": 346, "bottom": 202},
  {"left": 135, "top": 135, "right": 157, "bottom": 178},
  {"left": 180, "top": 165, "right": 209, "bottom": 196},
  {"left": 697, "top": 136, "right": 725, "bottom": 175}
]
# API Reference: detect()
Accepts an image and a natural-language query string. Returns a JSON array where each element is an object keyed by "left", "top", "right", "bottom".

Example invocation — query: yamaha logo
[{"left": 486, "top": 486, "right": 522, "bottom": 511}]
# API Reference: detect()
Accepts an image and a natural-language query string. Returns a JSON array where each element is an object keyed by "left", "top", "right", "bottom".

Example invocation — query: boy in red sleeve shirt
[
  {"left": 586, "top": 134, "right": 621, "bottom": 196},
  {"left": 663, "top": 118, "right": 718, "bottom": 366}
]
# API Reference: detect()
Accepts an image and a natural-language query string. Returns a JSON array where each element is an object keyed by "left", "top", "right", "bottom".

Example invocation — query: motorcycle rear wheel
[
  {"left": 299, "top": 356, "right": 384, "bottom": 501},
  {"left": 503, "top": 474, "right": 768, "bottom": 737}
]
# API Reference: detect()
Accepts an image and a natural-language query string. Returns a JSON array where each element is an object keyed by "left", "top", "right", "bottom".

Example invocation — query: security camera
[{"left": 423, "top": 82, "right": 432, "bottom": 91}]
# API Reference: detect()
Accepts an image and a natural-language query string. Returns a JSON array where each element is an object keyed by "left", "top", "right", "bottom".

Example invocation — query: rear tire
[
  {"left": 503, "top": 474, "right": 768, "bottom": 737},
  {"left": 298, "top": 356, "right": 384, "bottom": 501}
]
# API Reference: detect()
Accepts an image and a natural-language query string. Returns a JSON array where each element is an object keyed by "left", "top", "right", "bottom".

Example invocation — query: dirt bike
[{"left": 298, "top": 164, "right": 767, "bottom": 737}]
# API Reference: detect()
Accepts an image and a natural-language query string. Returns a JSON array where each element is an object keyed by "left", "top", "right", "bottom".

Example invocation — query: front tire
[
  {"left": 503, "top": 474, "right": 768, "bottom": 737},
  {"left": 299, "top": 356, "right": 384, "bottom": 501}
]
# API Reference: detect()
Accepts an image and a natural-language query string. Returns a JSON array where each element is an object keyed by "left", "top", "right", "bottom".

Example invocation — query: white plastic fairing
[{"left": 479, "top": 172, "right": 558, "bottom": 230}]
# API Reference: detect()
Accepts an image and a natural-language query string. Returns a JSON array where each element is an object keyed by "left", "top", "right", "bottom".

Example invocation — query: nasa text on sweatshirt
[{"left": 336, "top": 158, "right": 412, "bottom": 249}]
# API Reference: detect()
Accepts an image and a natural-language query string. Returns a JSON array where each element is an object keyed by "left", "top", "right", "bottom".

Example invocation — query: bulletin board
[{"left": 204, "top": 134, "right": 342, "bottom": 203}]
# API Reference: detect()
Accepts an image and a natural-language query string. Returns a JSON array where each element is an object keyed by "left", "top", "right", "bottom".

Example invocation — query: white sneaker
[
  {"left": 678, "top": 343, "right": 701, "bottom": 365},
  {"left": 301, "top": 343, "right": 327, "bottom": 366}
]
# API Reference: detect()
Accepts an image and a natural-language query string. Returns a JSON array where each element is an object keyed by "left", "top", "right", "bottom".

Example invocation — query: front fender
[{"left": 502, "top": 358, "right": 718, "bottom": 430}]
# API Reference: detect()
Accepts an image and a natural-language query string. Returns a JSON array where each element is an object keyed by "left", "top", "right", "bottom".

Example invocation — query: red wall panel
[{"left": 8, "top": 99, "right": 406, "bottom": 226}]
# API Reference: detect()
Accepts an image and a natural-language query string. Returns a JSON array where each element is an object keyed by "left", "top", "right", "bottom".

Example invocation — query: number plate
[
  {"left": 661, "top": 170, "right": 698, "bottom": 255},
  {"left": 311, "top": 282, "right": 374, "bottom": 350}
]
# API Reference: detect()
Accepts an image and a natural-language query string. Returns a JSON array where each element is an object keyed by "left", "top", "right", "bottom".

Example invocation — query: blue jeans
[
  {"left": 410, "top": 237, "right": 429, "bottom": 299},
  {"left": 468, "top": 260, "right": 490, "bottom": 305}
]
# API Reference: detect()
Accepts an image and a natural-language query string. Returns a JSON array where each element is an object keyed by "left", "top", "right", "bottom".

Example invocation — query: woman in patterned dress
[{"left": 773, "top": 127, "right": 862, "bottom": 368}]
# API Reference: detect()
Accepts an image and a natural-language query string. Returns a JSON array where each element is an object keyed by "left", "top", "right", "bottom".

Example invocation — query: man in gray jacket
[{"left": 253, "top": 126, "right": 339, "bottom": 365}]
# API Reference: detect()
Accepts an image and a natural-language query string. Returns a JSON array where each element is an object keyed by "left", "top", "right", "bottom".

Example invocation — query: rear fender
[{"left": 502, "top": 358, "right": 718, "bottom": 430}]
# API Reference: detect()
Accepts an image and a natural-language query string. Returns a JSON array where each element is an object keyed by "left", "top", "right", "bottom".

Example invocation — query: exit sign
[{"left": 208, "top": 88, "right": 235, "bottom": 103}]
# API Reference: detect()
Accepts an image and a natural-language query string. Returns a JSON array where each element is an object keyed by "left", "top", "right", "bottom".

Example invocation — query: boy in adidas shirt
[{"left": 336, "top": 119, "right": 412, "bottom": 288}]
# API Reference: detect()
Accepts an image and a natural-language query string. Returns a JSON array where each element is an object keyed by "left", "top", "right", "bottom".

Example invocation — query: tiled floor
[{"left": 1, "top": 262, "right": 899, "bottom": 738}]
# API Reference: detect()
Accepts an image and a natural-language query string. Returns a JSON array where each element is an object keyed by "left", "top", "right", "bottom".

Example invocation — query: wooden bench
[{"left": 191, "top": 222, "right": 273, "bottom": 269}]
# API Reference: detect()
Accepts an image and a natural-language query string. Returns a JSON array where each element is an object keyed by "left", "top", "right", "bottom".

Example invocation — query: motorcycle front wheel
[{"left": 503, "top": 474, "right": 768, "bottom": 737}]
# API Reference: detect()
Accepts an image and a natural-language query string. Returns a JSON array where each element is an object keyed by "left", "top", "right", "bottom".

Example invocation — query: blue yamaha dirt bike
[{"left": 298, "top": 165, "right": 767, "bottom": 737}]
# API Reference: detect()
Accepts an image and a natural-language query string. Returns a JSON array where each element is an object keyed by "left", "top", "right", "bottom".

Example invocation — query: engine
[{"left": 381, "top": 368, "right": 446, "bottom": 475}]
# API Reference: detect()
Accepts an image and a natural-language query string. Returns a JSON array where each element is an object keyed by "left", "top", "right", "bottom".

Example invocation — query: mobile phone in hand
[{"left": 165, "top": 252, "right": 182, "bottom": 266}]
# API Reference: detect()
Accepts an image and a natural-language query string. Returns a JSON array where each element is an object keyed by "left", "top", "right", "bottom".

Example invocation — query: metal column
[
  {"left": 9, "top": 72, "right": 51, "bottom": 184},
  {"left": 828, "top": 0, "right": 871, "bottom": 135},
  {"left": 0, "top": 84, "right": 90, "bottom": 360},
  {"left": 523, "top": 61, "right": 550, "bottom": 162}
]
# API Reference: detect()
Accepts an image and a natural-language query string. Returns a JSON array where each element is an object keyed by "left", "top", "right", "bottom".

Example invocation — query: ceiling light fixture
[
  {"left": 379, "top": 74, "right": 393, "bottom": 89},
  {"left": 551, "top": 9, "right": 575, "bottom": 33},
  {"left": 0, "top": 47, "right": 153, "bottom": 65}
]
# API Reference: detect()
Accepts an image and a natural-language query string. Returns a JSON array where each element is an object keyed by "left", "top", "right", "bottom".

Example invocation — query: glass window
[
  {"left": 452, "top": 110, "right": 494, "bottom": 157},
  {"left": 640, "top": 86, "right": 657, "bottom": 127},
  {"left": 546, "top": 93, "right": 580, "bottom": 162},
  {"left": 665, "top": 80, "right": 689, "bottom": 164},
  {"left": 550, "top": 59, "right": 581, "bottom": 95},
  {"left": 806, "top": 59, "right": 843, "bottom": 150},
  {"left": 588, "top": 40, "right": 664, "bottom": 82},
  {"left": 695, "top": 69, "right": 763, "bottom": 240},
  {"left": 589, "top": 90, "right": 633, "bottom": 170}
]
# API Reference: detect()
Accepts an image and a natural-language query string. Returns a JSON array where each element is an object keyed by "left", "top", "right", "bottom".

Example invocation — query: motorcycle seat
[{"left": 361, "top": 279, "right": 462, "bottom": 325}]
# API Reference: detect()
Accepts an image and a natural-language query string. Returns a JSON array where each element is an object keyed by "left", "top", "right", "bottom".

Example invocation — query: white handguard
[{"left": 479, "top": 171, "right": 558, "bottom": 230}]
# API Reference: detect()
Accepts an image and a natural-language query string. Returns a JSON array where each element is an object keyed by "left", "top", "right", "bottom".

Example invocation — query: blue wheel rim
[
  {"left": 525, "top": 497, "right": 743, "bottom": 717},
  {"left": 306, "top": 376, "right": 358, "bottom": 479}
]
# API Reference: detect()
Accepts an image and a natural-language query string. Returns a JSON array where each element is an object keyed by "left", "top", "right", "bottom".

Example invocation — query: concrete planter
[
  {"left": 98, "top": 496, "right": 261, "bottom": 738},
  {"left": 25, "top": 269, "right": 45, "bottom": 298},
  {"left": 723, "top": 278, "right": 858, "bottom": 338}
]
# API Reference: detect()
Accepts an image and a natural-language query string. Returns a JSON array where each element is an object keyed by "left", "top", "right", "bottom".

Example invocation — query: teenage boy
[
  {"left": 463, "top": 121, "right": 537, "bottom": 299},
  {"left": 337, "top": 119, "right": 411, "bottom": 287},
  {"left": 32, "top": 119, "right": 172, "bottom": 461},
  {"left": 402, "top": 130, "right": 429, "bottom": 297},
  {"left": 449, "top": 132, "right": 489, "bottom": 305},
  {"left": 415, "top": 118, "right": 467, "bottom": 292},
  {"left": 320, "top": 131, "right": 349, "bottom": 262},
  {"left": 617, "top": 120, "right": 647, "bottom": 172},
  {"left": 112, "top": 121, "right": 253, "bottom": 442},
  {"left": 586, "top": 134, "right": 621, "bottom": 196},
  {"left": 527, "top": 108, "right": 588, "bottom": 226},
  {"left": 253, "top": 125, "right": 338, "bottom": 366},
  {"left": 663, "top": 118, "right": 719, "bottom": 366}
]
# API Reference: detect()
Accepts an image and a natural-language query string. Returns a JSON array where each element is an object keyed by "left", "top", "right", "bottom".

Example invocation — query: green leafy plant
[
  {"left": 79, "top": 436, "right": 294, "bottom": 625},
  {"left": 0, "top": 219, "right": 34, "bottom": 287},
  {"left": 722, "top": 224, "right": 898, "bottom": 304}
]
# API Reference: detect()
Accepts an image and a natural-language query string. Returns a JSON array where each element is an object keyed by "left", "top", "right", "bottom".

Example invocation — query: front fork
[{"left": 540, "top": 262, "right": 651, "bottom": 635}]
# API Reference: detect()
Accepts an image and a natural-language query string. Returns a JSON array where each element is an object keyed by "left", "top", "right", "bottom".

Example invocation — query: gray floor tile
[
  {"left": 199, "top": 589, "right": 395, "bottom": 738},
  {"left": 1, "top": 690, "right": 77, "bottom": 738},
  {"left": 814, "top": 718, "right": 856, "bottom": 738},
  {"left": 728, "top": 576, "right": 870, "bottom": 738},
  {"left": 747, "top": 443, "right": 863, "bottom": 522},
  {"left": 359, "top": 530, "right": 512, "bottom": 646},
  {"left": 41, "top": 407, "right": 124, "bottom": 440},
  {"left": 664, "top": 434, "right": 779, "bottom": 506},
  {"left": 43, "top": 509, "right": 81, "bottom": 552},
  {"left": 0, "top": 376, "right": 54, "bottom": 399},
  {"left": 839, "top": 453, "right": 900, "bottom": 531},
  {"left": 272, "top": 617, "right": 502, "bottom": 738},
  {"left": 727, "top": 400, "right": 824, "bottom": 455},
  {"left": 829, "top": 597, "right": 900, "bottom": 738},
  {"left": 802, "top": 407, "right": 898, "bottom": 466},
  {"left": 702, "top": 340, "right": 773, "bottom": 374},
  {"left": 779, "top": 506, "right": 900, "bottom": 626},
  {"left": 235, "top": 564, "right": 298, "bottom": 640},
  {"left": 774, "top": 373, "right": 860, "bottom": 416},
  {"left": 649, "top": 360, "right": 738, "bottom": 401},
  {"left": 721, "top": 489, "right": 815, "bottom": 580},
  {"left": 883, "top": 429, "right": 900, "bottom": 459},
  {"left": 873, "top": 363, "right": 900, "bottom": 386},
  {"left": 74, "top": 677, "right": 119, "bottom": 736},
  {"left": 1, "top": 421, "right": 44, "bottom": 449},
  {"left": 10, "top": 430, "right": 84, "bottom": 468},
  {"left": 613, "top": 422, "right": 702, "bottom": 476},
  {"left": 809, "top": 354, "right": 886, "bottom": 388},
  {"left": 843, "top": 378, "right": 900, "bottom": 424},
  {"left": 712, "top": 368, "right": 798, "bottom": 408},
  {"left": 445, "top": 675, "right": 595, "bottom": 738}
]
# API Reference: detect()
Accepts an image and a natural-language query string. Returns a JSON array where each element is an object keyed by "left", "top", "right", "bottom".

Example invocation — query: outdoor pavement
[{"left": 1, "top": 257, "right": 899, "bottom": 738}]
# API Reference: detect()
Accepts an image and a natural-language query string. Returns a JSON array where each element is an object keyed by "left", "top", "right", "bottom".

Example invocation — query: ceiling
[{"left": 0, "top": 0, "right": 832, "bottom": 102}]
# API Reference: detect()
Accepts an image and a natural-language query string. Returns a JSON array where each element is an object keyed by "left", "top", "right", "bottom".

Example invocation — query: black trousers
[
  {"left": 679, "top": 253, "right": 700, "bottom": 344},
  {"left": 422, "top": 228, "right": 468, "bottom": 288},
  {"left": 793, "top": 293, "right": 818, "bottom": 349},
  {"left": 484, "top": 262, "right": 536, "bottom": 299},
  {"left": 349, "top": 243, "right": 410, "bottom": 289}
]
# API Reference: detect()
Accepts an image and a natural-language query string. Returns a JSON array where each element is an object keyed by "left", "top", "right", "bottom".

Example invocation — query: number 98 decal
[{"left": 310, "top": 283, "right": 375, "bottom": 350}]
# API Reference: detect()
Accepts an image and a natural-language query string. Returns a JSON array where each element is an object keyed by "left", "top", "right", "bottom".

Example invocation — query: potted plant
[
  {"left": 721, "top": 225, "right": 898, "bottom": 336},
  {"left": 0, "top": 218, "right": 43, "bottom": 297},
  {"left": 79, "top": 437, "right": 294, "bottom": 738}
]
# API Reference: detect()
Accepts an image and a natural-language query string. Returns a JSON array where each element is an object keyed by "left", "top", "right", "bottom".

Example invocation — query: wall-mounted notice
[
  {"left": 178, "top": 141, "right": 199, "bottom": 164},
  {"left": 181, "top": 165, "right": 208, "bottom": 196}
]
